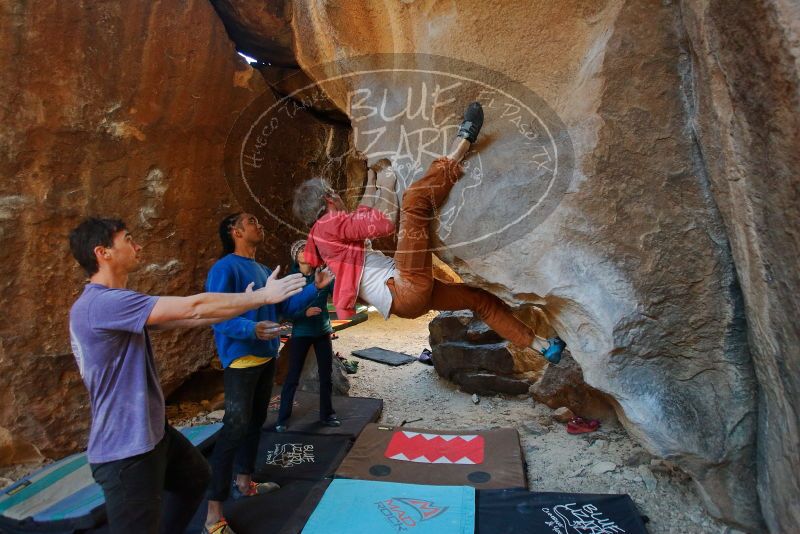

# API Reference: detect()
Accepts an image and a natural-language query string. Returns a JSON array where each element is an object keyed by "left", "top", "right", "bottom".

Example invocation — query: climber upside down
[{"left": 292, "top": 102, "right": 566, "bottom": 363}]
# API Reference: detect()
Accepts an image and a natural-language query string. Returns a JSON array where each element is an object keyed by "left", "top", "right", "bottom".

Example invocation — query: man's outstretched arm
[{"left": 146, "top": 267, "right": 304, "bottom": 328}]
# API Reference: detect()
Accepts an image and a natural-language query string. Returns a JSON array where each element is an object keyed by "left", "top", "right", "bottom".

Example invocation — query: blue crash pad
[{"left": 303, "top": 479, "right": 475, "bottom": 534}]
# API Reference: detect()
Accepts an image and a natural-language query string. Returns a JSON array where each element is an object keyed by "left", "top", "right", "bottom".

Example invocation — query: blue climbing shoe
[{"left": 541, "top": 337, "right": 566, "bottom": 364}]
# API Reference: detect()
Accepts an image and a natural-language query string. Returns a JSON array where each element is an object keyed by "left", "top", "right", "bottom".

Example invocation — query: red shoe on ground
[{"left": 566, "top": 417, "right": 600, "bottom": 434}]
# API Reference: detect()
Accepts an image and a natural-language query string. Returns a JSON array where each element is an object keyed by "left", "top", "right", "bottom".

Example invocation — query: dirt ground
[
  {"left": 1, "top": 310, "right": 740, "bottom": 534},
  {"left": 337, "top": 310, "right": 736, "bottom": 534}
]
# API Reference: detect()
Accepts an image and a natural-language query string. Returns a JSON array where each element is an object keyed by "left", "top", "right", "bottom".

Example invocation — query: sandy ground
[
  {"left": 336, "top": 310, "right": 736, "bottom": 534},
  {"left": 1, "top": 310, "right": 739, "bottom": 534}
]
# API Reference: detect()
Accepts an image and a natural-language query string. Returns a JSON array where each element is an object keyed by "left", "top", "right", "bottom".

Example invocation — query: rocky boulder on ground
[
  {"left": 429, "top": 311, "right": 545, "bottom": 395},
  {"left": 529, "top": 352, "right": 613, "bottom": 420}
]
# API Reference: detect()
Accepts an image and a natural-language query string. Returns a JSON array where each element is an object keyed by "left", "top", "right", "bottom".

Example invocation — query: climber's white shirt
[{"left": 358, "top": 249, "right": 396, "bottom": 319}]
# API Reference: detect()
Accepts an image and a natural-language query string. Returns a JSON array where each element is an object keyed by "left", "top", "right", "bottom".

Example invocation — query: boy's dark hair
[
  {"left": 218, "top": 212, "right": 243, "bottom": 257},
  {"left": 69, "top": 217, "right": 127, "bottom": 275}
]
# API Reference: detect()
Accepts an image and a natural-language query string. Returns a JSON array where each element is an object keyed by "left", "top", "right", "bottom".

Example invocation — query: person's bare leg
[
  {"left": 359, "top": 169, "right": 378, "bottom": 208},
  {"left": 206, "top": 501, "right": 224, "bottom": 528},
  {"left": 531, "top": 336, "right": 549, "bottom": 352},
  {"left": 235, "top": 473, "right": 253, "bottom": 492},
  {"left": 373, "top": 166, "right": 399, "bottom": 225},
  {"left": 448, "top": 137, "right": 471, "bottom": 162}
]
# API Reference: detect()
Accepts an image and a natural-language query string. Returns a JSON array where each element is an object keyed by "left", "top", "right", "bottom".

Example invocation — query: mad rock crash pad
[
  {"left": 335, "top": 424, "right": 527, "bottom": 490},
  {"left": 303, "top": 479, "right": 475, "bottom": 534},
  {"left": 476, "top": 488, "right": 648, "bottom": 534}
]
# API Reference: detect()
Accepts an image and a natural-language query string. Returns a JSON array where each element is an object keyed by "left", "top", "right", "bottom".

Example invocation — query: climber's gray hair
[{"left": 292, "top": 177, "right": 335, "bottom": 226}]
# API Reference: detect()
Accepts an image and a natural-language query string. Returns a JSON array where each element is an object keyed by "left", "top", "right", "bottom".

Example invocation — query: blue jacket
[
  {"left": 286, "top": 263, "right": 334, "bottom": 338},
  {"left": 206, "top": 254, "right": 317, "bottom": 368}
]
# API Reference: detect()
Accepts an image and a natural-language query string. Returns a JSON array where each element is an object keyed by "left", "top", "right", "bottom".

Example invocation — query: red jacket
[{"left": 305, "top": 205, "right": 395, "bottom": 318}]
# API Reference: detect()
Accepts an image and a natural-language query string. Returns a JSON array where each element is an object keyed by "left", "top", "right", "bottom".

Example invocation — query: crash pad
[
  {"left": 476, "top": 488, "right": 648, "bottom": 533},
  {"left": 351, "top": 347, "right": 415, "bottom": 366},
  {"left": 263, "top": 391, "right": 383, "bottom": 439},
  {"left": 185, "top": 479, "right": 332, "bottom": 534},
  {"left": 335, "top": 425, "right": 528, "bottom": 490},
  {"left": 303, "top": 479, "right": 475, "bottom": 534},
  {"left": 252, "top": 432, "right": 351, "bottom": 486},
  {"left": 0, "top": 423, "right": 222, "bottom": 533},
  {"left": 280, "top": 304, "right": 369, "bottom": 339}
]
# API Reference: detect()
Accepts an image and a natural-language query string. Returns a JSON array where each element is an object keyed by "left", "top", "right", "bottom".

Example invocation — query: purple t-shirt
[{"left": 69, "top": 283, "right": 163, "bottom": 463}]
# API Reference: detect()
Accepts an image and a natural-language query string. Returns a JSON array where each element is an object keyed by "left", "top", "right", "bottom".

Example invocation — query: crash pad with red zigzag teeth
[{"left": 334, "top": 424, "right": 527, "bottom": 490}]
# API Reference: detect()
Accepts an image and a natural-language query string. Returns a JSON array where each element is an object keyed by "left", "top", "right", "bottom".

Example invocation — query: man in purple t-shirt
[{"left": 68, "top": 217, "right": 306, "bottom": 534}]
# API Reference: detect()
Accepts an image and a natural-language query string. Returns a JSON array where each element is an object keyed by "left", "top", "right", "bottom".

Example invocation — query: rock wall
[
  {"left": 1, "top": 0, "right": 797, "bottom": 531},
  {"left": 286, "top": 1, "right": 761, "bottom": 529},
  {"left": 207, "top": 1, "right": 800, "bottom": 530},
  {"left": 0, "top": 0, "right": 266, "bottom": 459},
  {"left": 679, "top": 2, "right": 800, "bottom": 531}
]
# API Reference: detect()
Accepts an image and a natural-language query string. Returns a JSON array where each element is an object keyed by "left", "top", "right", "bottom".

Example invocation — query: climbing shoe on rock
[
  {"left": 231, "top": 480, "right": 279, "bottom": 500},
  {"left": 541, "top": 337, "right": 566, "bottom": 364},
  {"left": 456, "top": 102, "right": 484, "bottom": 143}
]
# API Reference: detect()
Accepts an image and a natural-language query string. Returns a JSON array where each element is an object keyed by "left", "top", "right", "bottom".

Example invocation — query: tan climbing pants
[{"left": 387, "top": 157, "right": 535, "bottom": 348}]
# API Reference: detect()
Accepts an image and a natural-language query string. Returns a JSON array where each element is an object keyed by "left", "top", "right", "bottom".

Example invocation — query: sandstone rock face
[
  {"left": 1, "top": 0, "right": 796, "bottom": 531},
  {"left": 217, "top": 1, "right": 794, "bottom": 530},
  {"left": 429, "top": 311, "right": 545, "bottom": 395},
  {"left": 210, "top": 0, "right": 296, "bottom": 67},
  {"left": 679, "top": 2, "right": 800, "bottom": 531},
  {"left": 0, "top": 0, "right": 266, "bottom": 459}
]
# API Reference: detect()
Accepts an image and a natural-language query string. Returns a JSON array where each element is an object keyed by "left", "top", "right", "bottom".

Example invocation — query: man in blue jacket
[{"left": 203, "top": 212, "right": 331, "bottom": 534}]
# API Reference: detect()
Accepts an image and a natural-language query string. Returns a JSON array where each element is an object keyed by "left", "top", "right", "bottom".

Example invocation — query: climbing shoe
[
  {"left": 541, "top": 337, "right": 566, "bottom": 364},
  {"left": 203, "top": 518, "right": 236, "bottom": 534},
  {"left": 231, "top": 480, "right": 280, "bottom": 500},
  {"left": 320, "top": 415, "right": 341, "bottom": 427},
  {"left": 456, "top": 102, "right": 484, "bottom": 143},
  {"left": 274, "top": 423, "right": 288, "bottom": 433},
  {"left": 342, "top": 359, "right": 359, "bottom": 374}
]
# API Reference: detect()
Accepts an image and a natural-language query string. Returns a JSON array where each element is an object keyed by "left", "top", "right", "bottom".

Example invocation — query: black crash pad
[
  {"left": 187, "top": 479, "right": 331, "bottom": 534},
  {"left": 476, "top": 488, "right": 648, "bottom": 533},
  {"left": 264, "top": 391, "right": 383, "bottom": 439},
  {"left": 351, "top": 347, "right": 415, "bottom": 366},
  {"left": 252, "top": 432, "right": 351, "bottom": 486}
]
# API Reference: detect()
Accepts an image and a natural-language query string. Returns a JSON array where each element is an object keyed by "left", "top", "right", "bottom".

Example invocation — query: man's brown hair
[{"left": 370, "top": 158, "right": 392, "bottom": 173}]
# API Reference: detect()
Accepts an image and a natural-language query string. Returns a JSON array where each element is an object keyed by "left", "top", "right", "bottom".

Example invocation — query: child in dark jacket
[{"left": 276, "top": 240, "right": 340, "bottom": 431}]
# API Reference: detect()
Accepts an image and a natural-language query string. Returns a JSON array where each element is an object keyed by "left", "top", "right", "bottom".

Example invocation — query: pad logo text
[
  {"left": 542, "top": 503, "right": 627, "bottom": 534},
  {"left": 263, "top": 443, "right": 314, "bottom": 468},
  {"left": 374, "top": 497, "right": 448, "bottom": 531}
]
